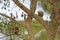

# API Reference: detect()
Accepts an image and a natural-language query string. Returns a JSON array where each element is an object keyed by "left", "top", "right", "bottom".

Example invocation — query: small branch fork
[{"left": 13, "top": 0, "right": 48, "bottom": 28}]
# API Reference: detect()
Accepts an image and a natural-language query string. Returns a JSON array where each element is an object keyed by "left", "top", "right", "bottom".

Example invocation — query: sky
[{"left": 0, "top": 0, "right": 51, "bottom": 21}]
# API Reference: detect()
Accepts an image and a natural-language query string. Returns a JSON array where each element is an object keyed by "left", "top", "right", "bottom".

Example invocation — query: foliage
[
  {"left": 38, "top": 0, "right": 60, "bottom": 12},
  {"left": 0, "top": 16, "right": 44, "bottom": 39},
  {"left": 36, "top": 30, "right": 60, "bottom": 40},
  {"left": 0, "top": 16, "right": 60, "bottom": 40},
  {"left": 31, "top": 20, "right": 44, "bottom": 34},
  {"left": 0, "top": 16, "right": 10, "bottom": 33},
  {"left": 55, "top": 33, "right": 60, "bottom": 40},
  {"left": 0, "top": 16, "right": 27, "bottom": 40}
]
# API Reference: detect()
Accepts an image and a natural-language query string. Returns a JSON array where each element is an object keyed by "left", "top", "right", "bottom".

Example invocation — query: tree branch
[
  {"left": 13, "top": 0, "right": 48, "bottom": 28},
  {"left": 24, "top": 0, "right": 37, "bottom": 40},
  {"left": 30, "top": 0, "right": 37, "bottom": 13},
  {"left": 0, "top": 13, "right": 26, "bottom": 27},
  {"left": 0, "top": 13, "right": 15, "bottom": 21}
]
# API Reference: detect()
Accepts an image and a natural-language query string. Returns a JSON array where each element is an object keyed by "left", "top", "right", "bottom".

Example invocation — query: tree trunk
[
  {"left": 25, "top": 17, "right": 35, "bottom": 40},
  {"left": 46, "top": 23, "right": 58, "bottom": 40},
  {"left": 46, "top": 4, "right": 59, "bottom": 40}
]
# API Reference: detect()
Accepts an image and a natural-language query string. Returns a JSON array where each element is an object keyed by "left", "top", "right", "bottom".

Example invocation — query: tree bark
[
  {"left": 25, "top": 0, "right": 37, "bottom": 40},
  {"left": 46, "top": 23, "right": 58, "bottom": 40},
  {"left": 25, "top": 19, "right": 34, "bottom": 40},
  {"left": 46, "top": 4, "right": 59, "bottom": 40}
]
